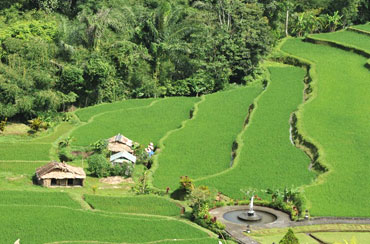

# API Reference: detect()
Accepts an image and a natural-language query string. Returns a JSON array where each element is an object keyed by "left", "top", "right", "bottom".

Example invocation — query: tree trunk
[{"left": 285, "top": 10, "right": 289, "bottom": 37}]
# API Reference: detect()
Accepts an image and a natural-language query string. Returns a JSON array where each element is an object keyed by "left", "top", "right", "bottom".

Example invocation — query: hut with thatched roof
[
  {"left": 107, "top": 133, "right": 134, "bottom": 153},
  {"left": 35, "top": 161, "right": 86, "bottom": 187}
]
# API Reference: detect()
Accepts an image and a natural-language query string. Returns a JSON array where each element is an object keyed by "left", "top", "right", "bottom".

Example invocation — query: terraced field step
[
  {"left": 281, "top": 37, "right": 370, "bottom": 217},
  {"left": 71, "top": 97, "right": 199, "bottom": 146},
  {"left": 153, "top": 85, "right": 263, "bottom": 190},
  {"left": 196, "top": 66, "right": 315, "bottom": 198}
]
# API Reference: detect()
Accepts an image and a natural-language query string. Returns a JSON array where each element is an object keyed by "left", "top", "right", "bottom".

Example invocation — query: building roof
[
  {"left": 107, "top": 133, "right": 134, "bottom": 153},
  {"left": 110, "top": 151, "right": 137, "bottom": 164},
  {"left": 36, "top": 162, "right": 86, "bottom": 180},
  {"left": 108, "top": 134, "right": 133, "bottom": 147}
]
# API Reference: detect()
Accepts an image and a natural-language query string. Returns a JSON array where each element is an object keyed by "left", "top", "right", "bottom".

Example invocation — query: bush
[
  {"left": 0, "top": 118, "right": 7, "bottom": 132},
  {"left": 28, "top": 117, "right": 48, "bottom": 132},
  {"left": 87, "top": 154, "right": 111, "bottom": 177},
  {"left": 179, "top": 176, "right": 194, "bottom": 194},
  {"left": 58, "top": 147, "right": 74, "bottom": 162},
  {"left": 110, "top": 163, "right": 134, "bottom": 177},
  {"left": 90, "top": 139, "right": 108, "bottom": 155},
  {"left": 279, "top": 228, "right": 299, "bottom": 244}
]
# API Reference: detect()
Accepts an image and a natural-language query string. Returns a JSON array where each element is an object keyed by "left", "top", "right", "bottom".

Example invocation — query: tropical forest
[{"left": 0, "top": 0, "right": 369, "bottom": 243}]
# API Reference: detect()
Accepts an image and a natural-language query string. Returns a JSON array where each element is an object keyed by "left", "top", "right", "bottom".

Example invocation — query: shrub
[
  {"left": 90, "top": 139, "right": 108, "bottom": 155},
  {"left": 28, "top": 117, "right": 48, "bottom": 132},
  {"left": 110, "top": 163, "right": 134, "bottom": 177},
  {"left": 179, "top": 176, "right": 194, "bottom": 194},
  {"left": 279, "top": 228, "right": 299, "bottom": 244},
  {"left": 0, "top": 118, "right": 7, "bottom": 132},
  {"left": 87, "top": 154, "right": 111, "bottom": 177},
  {"left": 58, "top": 147, "right": 74, "bottom": 162}
]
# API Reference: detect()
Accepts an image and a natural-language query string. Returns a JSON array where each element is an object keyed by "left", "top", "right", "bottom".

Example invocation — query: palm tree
[{"left": 136, "top": 2, "right": 196, "bottom": 96}]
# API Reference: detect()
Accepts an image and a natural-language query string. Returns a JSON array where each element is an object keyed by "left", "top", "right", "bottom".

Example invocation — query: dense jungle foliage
[{"left": 0, "top": 0, "right": 369, "bottom": 121}]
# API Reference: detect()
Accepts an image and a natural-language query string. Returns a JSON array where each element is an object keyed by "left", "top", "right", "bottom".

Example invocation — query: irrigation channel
[{"left": 210, "top": 206, "right": 370, "bottom": 244}]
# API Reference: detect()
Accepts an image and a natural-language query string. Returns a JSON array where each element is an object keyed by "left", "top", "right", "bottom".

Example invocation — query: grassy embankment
[
  {"left": 153, "top": 85, "right": 263, "bottom": 190},
  {"left": 280, "top": 37, "right": 370, "bottom": 217},
  {"left": 0, "top": 190, "right": 219, "bottom": 243},
  {"left": 84, "top": 195, "right": 181, "bottom": 216},
  {"left": 71, "top": 97, "right": 199, "bottom": 147},
  {"left": 194, "top": 66, "right": 315, "bottom": 198}
]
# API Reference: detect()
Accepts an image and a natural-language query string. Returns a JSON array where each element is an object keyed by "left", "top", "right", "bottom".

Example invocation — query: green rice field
[
  {"left": 85, "top": 195, "right": 181, "bottom": 216},
  {"left": 196, "top": 66, "right": 315, "bottom": 198},
  {"left": 351, "top": 22, "right": 370, "bottom": 32},
  {"left": 75, "top": 98, "right": 157, "bottom": 122},
  {"left": 0, "top": 143, "right": 51, "bottom": 161},
  {"left": 281, "top": 38, "right": 370, "bottom": 216},
  {"left": 310, "top": 30, "right": 370, "bottom": 52},
  {"left": 154, "top": 85, "right": 262, "bottom": 190},
  {"left": 312, "top": 232, "right": 370, "bottom": 243},
  {"left": 0, "top": 205, "right": 214, "bottom": 243},
  {"left": 0, "top": 190, "right": 82, "bottom": 208},
  {"left": 71, "top": 97, "right": 199, "bottom": 146}
]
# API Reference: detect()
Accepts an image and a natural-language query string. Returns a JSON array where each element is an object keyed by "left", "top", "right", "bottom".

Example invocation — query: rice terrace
[{"left": 0, "top": 1, "right": 369, "bottom": 244}]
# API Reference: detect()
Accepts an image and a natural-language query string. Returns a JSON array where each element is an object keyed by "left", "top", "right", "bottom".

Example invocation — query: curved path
[{"left": 210, "top": 206, "right": 370, "bottom": 244}]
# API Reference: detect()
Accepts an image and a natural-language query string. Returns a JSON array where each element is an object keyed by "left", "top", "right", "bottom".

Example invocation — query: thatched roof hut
[
  {"left": 107, "top": 133, "right": 134, "bottom": 153},
  {"left": 36, "top": 161, "right": 86, "bottom": 187}
]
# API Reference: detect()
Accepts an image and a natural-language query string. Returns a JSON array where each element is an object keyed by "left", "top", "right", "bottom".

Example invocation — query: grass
[
  {"left": 0, "top": 205, "right": 213, "bottom": 243},
  {"left": 153, "top": 85, "right": 263, "bottom": 190},
  {"left": 251, "top": 233, "right": 317, "bottom": 244},
  {"left": 352, "top": 22, "right": 370, "bottom": 32},
  {"left": 312, "top": 232, "right": 370, "bottom": 243},
  {"left": 75, "top": 98, "right": 157, "bottom": 122},
  {"left": 84, "top": 195, "right": 182, "bottom": 216},
  {"left": 196, "top": 67, "right": 315, "bottom": 198},
  {"left": 311, "top": 30, "right": 370, "bottom": 52},
  {"left": 281, "top": 38, "right": 370, "bottom": 217},
  {"left": 0, "top": 143, "right": 51, "bottom": 161},
  {"left": 71, "top": 97, "right": 199, "bottom": 146},
  {"left": 0, "top": 161, "right": 45, "bottom": 174},
  {"left": 0, "top": 190, "right": 82, "bottom": 208}
]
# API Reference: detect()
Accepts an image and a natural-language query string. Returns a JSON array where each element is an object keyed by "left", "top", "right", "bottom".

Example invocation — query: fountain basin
[
  {"left": 223, "top": 210, "right": 277, "bottom": 225},
  {"left": 238, "top": 211, "right": 262, "bottom": 221}
]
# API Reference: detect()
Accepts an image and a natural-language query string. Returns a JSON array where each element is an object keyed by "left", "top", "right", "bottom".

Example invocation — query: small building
[
  {"left": 35, "top": 161, "right": 86, "bottom": 187},
  {"left": 107, "top": 133, "right": 134, "bottom": 153},
  {"left": 110, "top": 151, "right": 137, "bottom": 165}
]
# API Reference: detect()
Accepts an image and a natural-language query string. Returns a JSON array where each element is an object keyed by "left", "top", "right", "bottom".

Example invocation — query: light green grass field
[
  {"left": 281, "top": 38, "right": 370, "bottom": 217},
  {"left": 85, "top": 195, "right": 181, "bottom": 216},
  {"left": 0, "top": 205, "right": 213, "bottom": 243},
  {"left": 352, "top": 22, "right": 370, "bottom": 32},
  {"left": 311, "top": 30, "right": 370, "bottom": 52},
  {"left": 0, "top": 190, "right": 82, "bottom": 208},
  {"left": 0, "top": 143, "right": 51, "bottom": 161},
  {"left": 75, "top": 98, "right": 157, "bottom": 122},
  {"left": 251, "top": 233, "right": 317, "bottom": 244},
  {"left": 153, "top": 85, "right": 263, "bottom": 190},
  {"left": 196, "top": 67, "right": 315, "bottom": 198},
  {"left": 0, "top": 161, "right": 45, "bottom": 175},
  {"left": 72, "top": 97, "right": 199, "bottom": 146},
  {"left": 312, "top": 232, "right": 370, "bottom": 243}
]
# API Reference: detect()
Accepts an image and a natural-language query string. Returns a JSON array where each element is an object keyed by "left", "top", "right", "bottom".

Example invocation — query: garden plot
[
  {"left": 0, "top": 205, "right": 214, "bottom": 243},
  {"left": 85, "top": 195, "right": 181, "bottom": 216},
  {"left": 196, "top": 67, "right": 315, "bottom": 198},
  {"left": 153, "top": 85, "right": 263, "bottom": 190},
  {"left": 281, "top": 38, "right": 370, "bottom": 217},
  {"left": 71, "top": 97, "right": 199, "bottom": 147}
]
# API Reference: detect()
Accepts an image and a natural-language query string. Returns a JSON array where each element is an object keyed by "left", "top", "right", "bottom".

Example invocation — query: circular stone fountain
[{"left": 222, "top": 196, "right": 277, "bottom": 225}]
